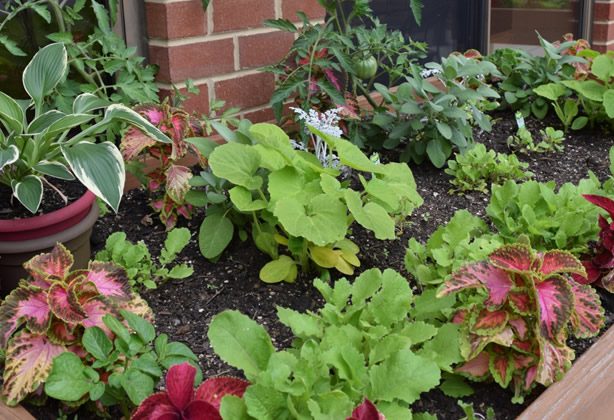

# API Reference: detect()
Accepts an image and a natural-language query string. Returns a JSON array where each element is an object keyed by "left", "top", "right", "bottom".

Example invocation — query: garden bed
[{"left": 18, "top": 111, "right": 614, "bottom": 419}]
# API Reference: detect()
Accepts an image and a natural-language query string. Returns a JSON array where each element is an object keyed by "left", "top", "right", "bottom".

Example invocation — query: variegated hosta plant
[
  {"left": 0, "top": 43, "right": 171, "bottom": 214},
  {"left": 438, "top": 243, "right": 605, "bottom": 402},
  {"left": 0, "top": 243, "right": 152, "bottom": 406},
  {"left": 120, "top": 101, "right": 207, "bottom": 229}
]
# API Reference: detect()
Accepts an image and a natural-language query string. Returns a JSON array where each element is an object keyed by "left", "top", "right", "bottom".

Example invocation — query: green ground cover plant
[
  {"left": 445, "top": 143, "right": 533, "bottom": 194},
  {"left": 208, "top": 268, "right": 464, "bottom": 419},
  {"left": 506, "top": 125, "right": 565, "bottom": 154}
]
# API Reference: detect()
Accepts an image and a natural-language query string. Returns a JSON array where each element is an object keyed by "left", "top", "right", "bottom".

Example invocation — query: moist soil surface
[{"left": 24, "top": 111, "right": 614, "bottom": 419}]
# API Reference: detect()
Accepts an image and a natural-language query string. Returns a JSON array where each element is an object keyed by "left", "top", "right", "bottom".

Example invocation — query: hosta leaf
[
  {"left": 2, "top": 332, "right": 66, "bottom": 406},
  {"left": 569, "top": 282, "right": 605, "bottom": 338},
  {"left": 72, "top": 93, "right": 111, "bottom": 114},
  {"left": 23, "top": 43, "right": 67, "bottom": 108},
  {"left": 87, "top": 261, "right": 130, "bottom": 299},
  {"left": 455, "top": 351, "right": 490, "bottom": 380},
  {"left": 536, "top": 339, "right": 573, "bottom": 386},
  {"left": 535, "top": 276, "right": 573, "bottom": 340},
  {"left": 165, "top": 165, "right": 192, "bottom": 203},
  {"left": 13, "top": 175, "right": 43, "bottom": 214},
  {"left": 489, "top": 244, "right": 533, "bottom": 273},
  {"left": 489, "top": 351, "right": 514, "bottom": 388},
  {"left": 539, "top": 250, "right": 585, "bottom": 277},
  {"left": 368, "top": 349, "right": 440, "bottom": 404},
  {"left": 0, "top": 91, "right": 24, "bottom": 133},
  {"left": 195, "top": 377, "right": 250, "bottom": 409},
  {"left": 33, "top": 161, "right": 75, "bottom": 180},
  {"left": 0, "top": 288, "right": 50, "bottom": 347},
  {"left": 209, "top": 142, "right": 263, "bottom": 190}
]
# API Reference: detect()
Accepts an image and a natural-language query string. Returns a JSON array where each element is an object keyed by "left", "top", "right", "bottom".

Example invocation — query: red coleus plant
[
  {"left": 438, "top": 243, "right": 604, "bottom": 402},
  {"left": 573, "top": 194, "right": 614, "bottom": 293},
  {"left": 0, "top": 243, "right": 151, "bottom": 406},
  {"left": 131, "top": 362, "right": 249, "bottom": 420},
  {"left": 347, "top": 399, "right": 386, "bottom": 420},
  {"left": 121, "top": 101, "right": 205, "bottom": 229}
]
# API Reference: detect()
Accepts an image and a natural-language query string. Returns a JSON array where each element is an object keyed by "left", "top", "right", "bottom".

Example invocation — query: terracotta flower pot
[{"left": 0, "top": 191, "right": 99, "bottom": 295}]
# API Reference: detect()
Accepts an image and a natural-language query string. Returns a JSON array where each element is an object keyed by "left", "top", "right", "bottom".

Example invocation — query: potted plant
[{"left": 0, "top": 42, "right": 171, "bottom": 294}]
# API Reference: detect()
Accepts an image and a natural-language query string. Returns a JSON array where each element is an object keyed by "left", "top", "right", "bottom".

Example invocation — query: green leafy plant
[
  {"left": 405, "top": 210, "right": 504, "bottom": 287},
  {"left": 195, "top": 122, "right": 423, "bottom": 283},
  {"left": 0, "top": 243, "right": 152, "bottom": 406},
  {"left": 44, "top": 312, "right": 200, "bottom": 417},
  {"left": 95, "top": 228, "right": 193, "bottom": 290},
  {"left": 362, "top": 54, "right": 500, "bottom": 167},
  {"left": 507, "top": 124, "right": 565, "bottom": 154},
  {"left": 0, "top": 42, "right": 170, "bottom": 213},
  {"left": 445, "top": 143, "right": 533, "bottom": 194},
  {"left": 486, "top": 177, "right": 607, "bottom": 255},
  {"left": 208, "top": 268, "right": 465, "bottom": 419},
  {"left": 0, "top": 0, "right": 159, "bottom": 111},
  {"left": 438, "top": 242, "right": 604, "bottom": 402},
  {"left": 533, "top": 83, "right": 588, "bottom": 131}
]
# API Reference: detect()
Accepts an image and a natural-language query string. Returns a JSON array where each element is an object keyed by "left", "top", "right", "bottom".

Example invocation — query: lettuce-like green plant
[
  {"left": 507, "top": 125, "right": 565, "bottom": 154},
  {"left": 0, "top": 43, "right": 170, "bottom": 213},
  {"left": 208, "top": 268, "right": 465, "bottom": 419},
  {"left": 95, "top": 228, "right": 193, "bottom": 290},
  {"left": 0, "top": 244, "right": 152, "bottom": 406},
  {"left": 195, "top": 123, "right": 423, "bottom": 283},
  {"left": 45, "top": 313, "right": 200, "bottom": 417},
  {"left": 438, "top": 243, "right": 604, "bottom": 402},
  {"left": 445, "top": 144, "right": 533, "bottom": 194},
  {"left": 486, "top": 177, "right": 607, "bottom": 255},
  {"left": 405, "top": 210, "right": 504, "bottom": 287}
]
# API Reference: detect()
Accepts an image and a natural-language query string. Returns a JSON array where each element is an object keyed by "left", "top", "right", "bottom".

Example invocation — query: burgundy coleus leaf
[
  {"left": 455, "top": 351, "right": 490, "bottom": 380},
  {"left": 568, "top": 281, "right": 605, "bottom": 338},
  {"left": 47, "top": 283, "right": 85, "bottom": 323},
  {"left": 165, "top": 164, "right": 193, "bottom": 204},
  {"left": 508, "top": 290, "right": 532, "bottom": 315},
  {"left": 86, "top": 261, "right": 131, "bottom": 300},
  {"left": 194, "top": 377, "right": 250, "bottom": 410},
  {"left": 536, "top": 339, "right": 574, "bottom": 386},
  {"left": 347, "top": 399, "right": 386, "bottom": 420},
  {"left": 438, "top": 261, "right": 512, "bottom": 306},
  {"left": 471, "top": 309, "right": 508, "bottom": 335},
  {"left": 489, "top": 244, "right": 534, "bottom": 273},
  {"left": 1, "top": 332, "right": 65, "bottom": 406},
  {"left": 120, "top": 127, "right": 157, "bottom": 161},
  {"left": 538, "top": 250, "right": 586, "bottom": 277},
  {"left": 534, "top": 275, "right": 573, "bottom": 341},
  {"left": 513, "top": 353, "right": 534, "bottom": 370},
  {"left": 23, "top": 242, "right": 73, "bottom": 283},
  {"left": 511, "top": 340, "right": 533, "bottom": 354},
  {"left": 583, "top": 194, "right": 614, "bottom": 221},
  {"left": 523, "top": 365, "right": 538, "bottom": 391},
  {"left": 489, "top": 350, "right": 514, "bottom": 388},
  {"left": 508, "top": 318, "right": 529, "bottom": 340},
  {"left": 81, "top": 298, "right": 118, "bottom": 336},
  {"left": 0, "top": 287, "right": 50, "bottom": 347}
]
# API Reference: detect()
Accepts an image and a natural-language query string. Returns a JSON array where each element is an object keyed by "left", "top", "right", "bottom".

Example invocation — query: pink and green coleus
[
  {"left": 438, "top": 243, "right": 605, "bottom": 402},
  {"left": 0, "top": 243, "right": 152, "bottom": 406},
  {"left": 121, "top": 102, "right": 204, "bottom": 229}
]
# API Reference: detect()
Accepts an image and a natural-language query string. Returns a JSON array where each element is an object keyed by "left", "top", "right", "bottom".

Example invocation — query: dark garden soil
[
  {"left": 23, "top": 111, "right": 614, "bottom": 419},
  {"left": 0, "top": 179, "right": 86, "bottom": 220}
]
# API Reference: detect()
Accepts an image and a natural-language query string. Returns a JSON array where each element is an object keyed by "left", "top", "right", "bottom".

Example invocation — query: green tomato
[{"left": 354, "top": 56, "right": 378, "bottom": 80}]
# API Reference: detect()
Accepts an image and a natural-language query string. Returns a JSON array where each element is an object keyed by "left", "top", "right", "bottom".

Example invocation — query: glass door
[{"left": 489, "top": 0, "right": 585, "bottom": 53}]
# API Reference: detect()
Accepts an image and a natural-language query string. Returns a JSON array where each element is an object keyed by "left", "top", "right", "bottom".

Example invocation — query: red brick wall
[
  {"left": 144, "top": 0, "right": 325, "bottom": 121},
  {"left": 593, "top": 0, "right": 614, "bottom": 52}
]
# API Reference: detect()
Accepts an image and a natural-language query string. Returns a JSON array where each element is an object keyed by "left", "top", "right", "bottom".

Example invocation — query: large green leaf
[
  {"left": 23, "top": 43, "right": 67, "bottom": 109},
  {"left": 62, "top": 142, "right": 125, "bottom": 212},
  {"left": 603, "top": 90, "right": 614, "bottom": 118},
  {"left": 208, "top": 310, "right": 275, "bottom": 380},
  {"left": 33, "top": 161, "right": 75, "bottom": 180},
  {"left": 0, "top": 91, "right": 24, "bottom": 133},
  {"left": 345, "top": 189, "right": 396, "bottom": 239},
  {"left": 72, "top": 93, "right": 111, "bottom": 114},
  {"left": 0, "top": 145, "right": 19, "bottom": 171},
  {"left": 44, "top": 352, "right": 91, "bottom": 402},
  {"left": 13, "top": 175, "right": 43, "bottom": 213},
  {"left": 229, "top": 186, "right": 267, "bottom": 212},
  {"left": 561, "top": 80, "right": 606, "bottom": 102},
  {"left": 198, "top": 213, "right": 234, "bottom": 259},
  {"left": 43, "top": 114, "right": 97, "bottom": 141},
  {"left": 533, "top": 83, "right": 567, "bottom": 101},
  {"left": 27, "top": 110, "right": 65, "bottom": 134},
  {"left": 209, "top": 142, "right": 263, "bottom": 190},
  {"left": 590, "top": 54, "right": 614, "bottom": 82}
]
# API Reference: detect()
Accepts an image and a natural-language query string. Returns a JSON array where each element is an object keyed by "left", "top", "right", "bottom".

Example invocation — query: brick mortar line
[
  {"left": 144, "top": 0, "right": 191, "bottom": 4},
  {"left": 155, "top": 68, "right": 265, "bottom": 89},
  {"left": 593, "top": 20, "right": 614, "bottom": 24},
  {"left": 592, "top": 39, "right": 614, "bottom": 45}
]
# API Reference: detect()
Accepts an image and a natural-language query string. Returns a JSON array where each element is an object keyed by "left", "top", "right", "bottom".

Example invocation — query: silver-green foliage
[
  {"left": 208, "top": 268, "right": 466, "bottom": 420},
  {"left": 405, "top": 210, "right": 503, "bottom": 287},
  {"left": 487, "top": 176, "right": 609, "bottom": 254},
  {"left": 95, "top": 229, "right": 193, "bottom": 290},
  {"left": 445, "top": 143, "right": 533, "bottom": 194}
]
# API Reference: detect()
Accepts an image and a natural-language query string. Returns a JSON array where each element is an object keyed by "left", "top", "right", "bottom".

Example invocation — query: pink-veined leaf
[
  {"left": 81, "top": 298, "right": 117, "bottom": 336},
  {"left": 524, "top": 365, "right": 538, "bottom": 390},
  {"left": 513, "top": 354, "right": 534, "bottom": 369},
  {"left": 165, "top": 164, "right": 192, "bottom": 204},
  {"left": 455, "top": 351, "right": 490, "bottom": 380},
  {"left": 48, "top": 320, "right": 78, "bottom": 344},
  {"left": 130, "top": 392, "right": 178, "bottom": 420},
  {"left": 508, "top": 291, "right": 531, "bottom": 315},
  {"left": 86, "top": 261, "right": 130, "bottom": 300},
  {"left": 120, "top": 127, "right": 157, "bottom": 161},
  {"left": 472, "top": 309, "right": 508, "bottom": 335},
  {"left": 136, "top": 104, "right": 165, "bottom": 126},
  {"left": 0, "top": 287, "right": 50, "bottom": 347},
  {"left": 539, "top": 250, "right": 586, "bottom": 277},
  {"left": 535, "top": 276, "right": 573, "bottom": 340},
  {"left": 347, "top": 399, "right": 386, "bottom": 420},
  {"left": 583, "top": 194, "right": 614, "bottom": 220},
  {"left": 23, "top": 243, "right": 73, "bottom": 281},
  {"left": 508, "top": 318, "right": 528, "bottom": 340},
  {"left": 47, "top": 283, "right": 84, "bottom": 323},
  {"left": 439, "top": 261, "right": 512, "bottom": 306},
  {"left": 195, "top": 376, "right": 250, "bottom": 410},
  {"left": 489, "top": 244, "right": 533, "bottom": 273},
  {"left": 569, "top": 281, "right": 605, "bottom": 338},
  {"left": 536, "top": 339, "right": 574, "bottom": 386},
  {"left": 489, "top": 350, "right": 514, "bottom": 388},
  {"left": 1, "top": 332, "right": 65, "bottom": 406},
  {"left": 511, "top": 339, "right": 533, "bottom": 354}
]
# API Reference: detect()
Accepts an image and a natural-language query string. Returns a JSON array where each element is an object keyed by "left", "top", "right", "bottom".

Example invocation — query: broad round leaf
[
  {"left": 13, "top": 175, "right": 43, "bottom": 214},
  {"left": 44, "top": 352, "right": 91, "bottom": 402},
  {"left": 198, "top": 213, "right": 234, "bottom": 259}
]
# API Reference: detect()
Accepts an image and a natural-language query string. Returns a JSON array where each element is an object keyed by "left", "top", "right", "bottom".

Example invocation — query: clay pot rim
[{"left": 0, "top": 190, "right": 96, "bottom": 233}]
